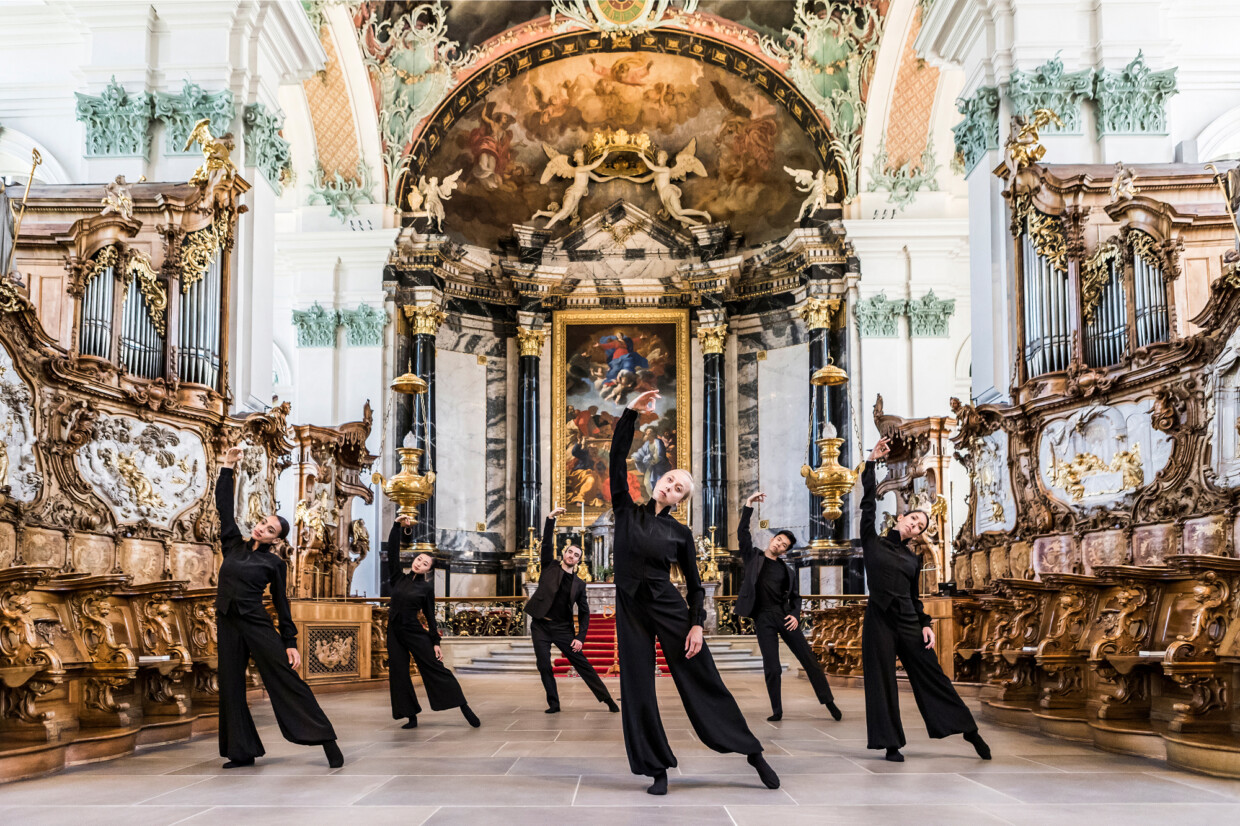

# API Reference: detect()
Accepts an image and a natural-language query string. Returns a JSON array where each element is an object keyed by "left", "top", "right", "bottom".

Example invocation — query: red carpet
[{"left": 552, "top": 613, "right": 671, "bottom": 676}]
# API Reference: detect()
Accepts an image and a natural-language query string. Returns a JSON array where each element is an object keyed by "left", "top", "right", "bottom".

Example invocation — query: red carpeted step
[{"left": 551, "top": 613, "right": 672, "bottom": 675}]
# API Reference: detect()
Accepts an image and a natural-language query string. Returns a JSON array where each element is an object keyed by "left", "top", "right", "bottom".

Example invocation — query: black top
[
  {"left": 524, "top": 517, "right": 591, "bottom": 641},
  {"left": 734, "top": 505, "right": 800, "bottom": 619},
  {"left": 755, "top": 557, "right": 790, "bottom": 615},
  {"left": 860, "top": 461, "right": 932, "bottom": 628},
  {"left": 548, "top": 571, "right": 575, "bottom": 624},
  {"left": 214, "top": 468, "right": 298, "bottom": 646},
  {"left": 387, "top": 522, "right": 442, "bottom": 643},
  {"left": 609, "top": 407, "right": 704, "bottom": 626}
]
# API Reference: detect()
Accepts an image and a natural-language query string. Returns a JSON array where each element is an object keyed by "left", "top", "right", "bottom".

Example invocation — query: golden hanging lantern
[
  {"left": 811, "top": 356, "right": 849, "bottom": 387},
  {"left": 372, "top": 371, "right": 435, "bottom": 520},
  {"left": 801, "top": 433, "right": 863, "bottom": 523}
]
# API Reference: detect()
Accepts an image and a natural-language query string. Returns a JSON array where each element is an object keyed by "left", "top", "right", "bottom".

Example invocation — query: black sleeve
[
  {"left": 677, "top": 530, "right": 706, "bottom": 627},
  {"left": 215, "top": 468, "right": 241, "bottom": 549},
  {"left": 387, "top": 522, "right": 406, "bottom": 587},
  {"left": 738, "top": 506, "right": 756, "bottom": 560},
  {"left": 787, "top": 563, "right": 802, "bottom": 618},
  {"left": 912, "top": 559, "right": 932, "bottom": 629},
  {"left": 609, "top": 408, "right": 638, "bottom": 510},
  {"left": 423, "top": 581, "right": 442, "bottom": 644},
  {"left": 271, "top": 559, "right": 298, "bottom": 647},
  {"left": 574, "top": 584, "right": 590, "bottom": 642},
  {"left": 541, "top": 517, "right": 557, "bottom": 568},
  {"left": 860, "top": 461, "right": 877, "bottom": 542}
]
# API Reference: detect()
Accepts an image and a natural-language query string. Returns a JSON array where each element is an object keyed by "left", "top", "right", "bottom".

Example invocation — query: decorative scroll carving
[
  {"left": 952, "top": 86, "right": 1000, "bottom": 175},
  {"left": 153, "top": 80, "right": 235, "bottom": 154},
  {"left": 867, "top": 134, "right": 940, "bottom": 209},
  {"left": 1081, "top": 238, "right": 1121, "bottom": 323},
  {"left": 1094, "top": 52, "right": 1178, "bottom": 137},
  {"left": 74, "top": 76, "right": 153, "bottom": 158},
  {"left": 243, "top": 103, "right": 292, "bottom": 192},
  {"left": 1008, "top": 57, "right": 1094, "bottom": 135},
  {"left": 854, "top": 293, "right": 904, "bottom": 337},
  {"left": 292, "top": 303, "right": 340, "bottom": 348},
  {"left": 339, "top": 304, "right": 389, "bottom": 347}
]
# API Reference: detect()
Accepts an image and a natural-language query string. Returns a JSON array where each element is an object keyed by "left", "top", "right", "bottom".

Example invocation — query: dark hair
[
  {"left": 905, "top": 509, "right": 930, "bottom": 535},
  {"left": 562, "top": 544, "right": 583, "bottom": 558},
  {"left": 412, "top": 551, "right": 435, "bottom": 570},
  {"left": 775, "top": 529, "right": 798, "bottom": 547},
  {"left": 277, "top": 516, "right": 291, "bottom": 541}
]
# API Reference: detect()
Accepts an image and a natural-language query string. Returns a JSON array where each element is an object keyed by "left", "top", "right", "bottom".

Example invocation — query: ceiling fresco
[{"left": 421, "top": 51, "right": 821, "bottom": 247}]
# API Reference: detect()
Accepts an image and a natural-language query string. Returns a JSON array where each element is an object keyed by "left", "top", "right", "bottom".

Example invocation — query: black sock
[
  {"left": 647, "top": 770, "right": 668, "bottom": 795},
  {"left": 605, "top": 699, "right": 619, "bottom": 713},
  {"left": 401, "top": 716, "right": 418, "bottom": 729},
  {"left": 747, "top": 752, "right": 780, "bottom": 789},
  {"left": 222, "top": 757, "right": 254, "bottom": 769},
  {"left": 766, "top": 712, "right": 783, "bottom": 722},
  {"left": 462, "top": 704, "right": 481, "bottom": 727},
  {"left": 826, "top": 701, "right": 842, "bottom": 721},
  {"left": 964, "top": 729, "right": 991, "bottom": 760},
  {"left": 323, "top": 740, "right": 344, "bottom": 768},
  {"left": 885, "top": 747, "right": 904, "bottom": 762}
]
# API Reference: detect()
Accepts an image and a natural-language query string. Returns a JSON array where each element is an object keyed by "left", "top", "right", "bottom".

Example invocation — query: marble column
[
  {"left": 515, "top": 325, "right": 546, "bottom": 581},
  {"left": 799, "top": 297, "right": 839, "bottom": 548},
  {"left": 697, "top": 322, "right": 728, "bottom": 554},
  {"left": 403, "top": 302, "right": 445, "bottom": 558}
]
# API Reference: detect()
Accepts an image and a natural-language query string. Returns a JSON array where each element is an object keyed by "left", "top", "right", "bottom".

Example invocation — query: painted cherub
[{"left": 532, "top": 145, "right": 611, "bottom": 229}]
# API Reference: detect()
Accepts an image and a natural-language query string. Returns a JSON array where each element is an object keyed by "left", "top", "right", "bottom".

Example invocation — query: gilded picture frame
[{"left": 552, "top": 308, "right": 691, "bottom": 525}]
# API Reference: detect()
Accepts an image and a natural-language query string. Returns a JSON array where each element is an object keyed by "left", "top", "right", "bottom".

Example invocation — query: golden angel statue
[
  {"left": 784, "top": 166, "right": 840, "bottom": 221},
  {"left": 1004, "top": 108, "right": 1063, "bottom": 175},
  {"left": 632, "top": 138, "right": 712, "bottom": 227},
  {"left": 183, "top": 118, "right": 237, "bottom": 190},
  {"left": 100, "top": 174, "right": 136, "bottom": 221},
  {"left": 406, "top": 169, "right": 463, "bottom": 232},
  {"left": 532, "top": 145, "right": 611, "bottom": 229},
  {"left": 1109, "top": 161, "right": 1139, "bottom": 202}
]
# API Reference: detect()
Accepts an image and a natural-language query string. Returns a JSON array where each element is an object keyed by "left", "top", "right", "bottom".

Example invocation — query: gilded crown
[{"left": 585, "top": 129, "right": 658, "bottom": 178}]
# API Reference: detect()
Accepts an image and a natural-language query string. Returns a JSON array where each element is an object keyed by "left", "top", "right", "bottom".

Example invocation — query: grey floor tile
[
  {"left": 336, "top": 756, "right": 517, "bottom": 775},
  {"left": 980, "top": 802, "right": 1240, "bottom": 826},
  {"left": 424, "top": 805, "right": 733, "bottom": 825},
  {"left": 142, "top": 774, "right": 391, "bottom": 806},
  {"left": 572, "top": 773, "right": 797, "bottom": 806},
  {"left": 0, "top": 807, "right": 205, "bottom": 826},
  {"left": 727, "top": 803, "right": 1013, "bottom": 826},
  {"left": 961, "top": 771, "right": 1235, "bottom": 804},
  {"left": 355, "top": 774, "right": 581, "bottom": 806},
  {"left": 173, "top": 806, "right": 439, "bottom": 825},
  {"left": 778, "top": 772, "right": 1022, "bottom": 806}
]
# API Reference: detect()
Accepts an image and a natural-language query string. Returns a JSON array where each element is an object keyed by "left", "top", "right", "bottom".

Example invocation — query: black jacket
[
  {"left": 523, "top": 517, "right": 590, "bottom": 642},
  {"left": 387, "top": 522, "right": 442, "bottom": 643},
  {"left": 860, "top": 461, "right": 931, "bottom": 628},
  {"left": 214, "top": 468, "right": 298, "bottom": 646},
  {"left": 734, "top": 506, "right": 800, "bottom": 619},
  {"left": 610, "top": 407, "right": 705, "bottom": 626}
]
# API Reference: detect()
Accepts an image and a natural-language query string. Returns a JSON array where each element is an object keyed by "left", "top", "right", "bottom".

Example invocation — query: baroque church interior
[{"left": 2, "top": 0, "right": 1240, "bottom": 821}]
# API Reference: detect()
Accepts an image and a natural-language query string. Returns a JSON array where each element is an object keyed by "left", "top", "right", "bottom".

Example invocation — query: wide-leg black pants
[
  {"left": 531, "top": 618, "right": 615, "bottom": 710},
  {"left": 754, "top": 609, "right": 835, "bottom": 715},
  {"left": 217, "top": 607, "right": 337, "bottom": 761},
  {"left": 862, "top": 605, "right": 977, "bottom": 750},
  {"left": 616, "top": 580, "right": 762, "bottom": 776},
  {"left": 388, "top": 623, "right": 467, "bottom": 718}
]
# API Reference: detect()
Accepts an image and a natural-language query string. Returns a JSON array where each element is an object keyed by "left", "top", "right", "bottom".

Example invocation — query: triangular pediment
[{"left": 552, "top": 200, "right": 694, "bottom": 258}]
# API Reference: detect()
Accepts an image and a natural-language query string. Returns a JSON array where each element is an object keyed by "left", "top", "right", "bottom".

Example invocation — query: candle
[
  {"left": 823, "top": 421, "right": 837, "bottom": 439},
  {"left": 580, "top": 501, "right": 585, "bottom": 531}
]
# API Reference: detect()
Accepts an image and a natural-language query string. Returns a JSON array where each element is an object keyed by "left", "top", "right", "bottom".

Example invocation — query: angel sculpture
[
  {"left": 1109, "top": 161, "right": 1139, "bottom": 203},
  {"left": 100, "top": 175, "right": 136, "bottom": 221},
  {"left": 630, "top": 138, "right": 712, "bottom": 227},
  {"left": 406, "top": 169, "right": 463, "bottom": 232},
  {"left": 784, "top": 166, "right": 840, "bottom": 221},
  {"left": 532, "top": 146, "right": 611, "bottom": 229},
  {"left": 182, "top": 118, "right": 237, "bottom": 191},
  {"left": 1004, "top": 108, "right": 1063, "bottom": 176}
]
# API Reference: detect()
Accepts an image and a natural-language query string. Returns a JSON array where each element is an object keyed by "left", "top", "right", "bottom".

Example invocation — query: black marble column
[
  {"left": 383, "top": 317, "right": 415, "bottom": 596},
  {"left": 804, "top": 302, "right": 832, "bottom": 548},
  {"left": 515, "top": 326, "right": 545, "bottom": 591},
  {"left": 405, "top": 304, "right": 443, "bottom": 563},
  {"left": 699, "top": 324, "right": 728, "bottom": 555}
]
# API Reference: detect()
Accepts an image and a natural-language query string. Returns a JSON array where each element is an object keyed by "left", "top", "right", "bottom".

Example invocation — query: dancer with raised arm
[
  {"left": 611, "top": 389, "right": 779, "bottom": 795},
  {"left": 524, "top": 506, "right": 619, "bottom": 714},
  {"left": 736, "top": 491, "right": 841, "bottom": 722},
  {"left": 214, "top": 447, "right": 343, "bottom": 769},
  {"left": 386, "top": 515, "right": 481, "bottom": 729},
  {"left": 861, "top": 437, "right": 991, "bottom": 762}
]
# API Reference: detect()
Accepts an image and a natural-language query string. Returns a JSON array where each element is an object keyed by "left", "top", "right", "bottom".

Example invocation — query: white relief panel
[
  {"left": 972, "top": 430, "right": 1016, "bottom": 534},
  {"left": 0, "top": 342, "right": 41, "bottom": 502}
]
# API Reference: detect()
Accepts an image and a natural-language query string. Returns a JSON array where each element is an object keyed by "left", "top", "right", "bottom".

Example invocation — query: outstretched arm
[
  {"left": 388, "top": 516, "right": 412, "bottom": 586},
  {"left": 860, "top": 438, "right": 890, "bottom": 542},
  {"left": 610, "top": 391, "right": 658, "bottom": 510},
  {"left": 738, "top": 491, "right": 764, "bottom": 560},
  {"left": 216, "top": 447, "right": 243, "bottom": 550},
  {"left": 541, "top": 507, "right": 565, "bottom": 568}
]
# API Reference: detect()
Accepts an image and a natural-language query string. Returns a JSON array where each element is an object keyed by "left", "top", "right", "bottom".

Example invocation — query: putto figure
[
  {"left": 406, "top": 169, "right": 464, "bottom": 232},
  {"left": 631, "top": 138, "right": 712, "bottom": 227},
  {"left": 532, "top": 145, "right": 611, "bottom": 229},
  {"left": 785, "top": 166, "right": 840, "bottom": 221}
]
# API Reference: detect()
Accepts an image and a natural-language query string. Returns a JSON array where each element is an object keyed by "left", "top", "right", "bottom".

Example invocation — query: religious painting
[
  {"left": 552, "top": 309, "right": 690, "bottom": 524},
  {"left": 424, "top": 52, "right": 820, "bottom": 247}
]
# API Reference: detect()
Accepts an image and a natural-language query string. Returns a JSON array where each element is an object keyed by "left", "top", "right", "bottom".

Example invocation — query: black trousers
[
  {"left": 754, "top": 609, "right": 834, "bottom": 715},
  {"left": 862, "top": 605, "right": 977, "bottom": 750},
  {"left": 531, "top": 618, "right": 615, "bottom": 709},
  {"left": 616, "top": 580, "right": 762, "bottom": 776},
  {"left": 217, "top": 607, "right": 336, "bottom": 761},
  {"left": 388, "top": 623, "right": 467, "bottom": 717}
]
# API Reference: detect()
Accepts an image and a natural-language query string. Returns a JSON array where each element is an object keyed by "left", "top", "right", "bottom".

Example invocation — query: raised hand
[
  {"left": 628, "top": 389, "right": 660, "bottom": 412},
  {"left": 746, "top": 491, "right": 766, "bottom": 508},
  {"left": 548, "top": 506, "right": 567, "bottom": 520},
  {"left": 222, "top": 446, "right": 243, "bottom": 468},
  {"left": 396, "top": 515, "right": 415, "bottom": 528},
  {"left": 868, "top": 437, "right": 891, "bottom": 462}
]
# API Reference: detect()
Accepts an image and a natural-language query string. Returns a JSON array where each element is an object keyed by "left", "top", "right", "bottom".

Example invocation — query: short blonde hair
[{"left": 665, "top": 468, "right": 695, "bottom": 503}]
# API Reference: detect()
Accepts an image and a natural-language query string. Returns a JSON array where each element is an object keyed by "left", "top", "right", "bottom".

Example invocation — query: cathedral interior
[{"left": 2, "top": 0, "right": 1240, "bottom": 819}]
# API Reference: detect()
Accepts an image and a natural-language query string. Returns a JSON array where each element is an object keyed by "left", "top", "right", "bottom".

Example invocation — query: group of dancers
[{"left": 211, "top": 392, "right": 991, "bottom": 791}]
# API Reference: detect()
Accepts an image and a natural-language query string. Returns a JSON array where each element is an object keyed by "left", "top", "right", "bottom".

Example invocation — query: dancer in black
[
  {"left": 861, "top": 437, "right": 991, "bottom": 762},
  {"left": 386, "top": 515, "right": 480, "bottom": 729},
  {"left": 215, "top": 447, "right": 343, "bottom": 769},
  {"left": 611, "top": 390, "right": 779, "bottom": 795},
  {"left": 736, "top": 491, "right": 841, "bottom": 722},
  {"left": 524, "top": 505, "right": 619, "bottom": 714}
]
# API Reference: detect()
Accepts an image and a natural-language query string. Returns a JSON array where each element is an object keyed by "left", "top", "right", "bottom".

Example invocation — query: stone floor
[{"left": 3, "top": 674, "right": 1240, "bottom": 824}]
